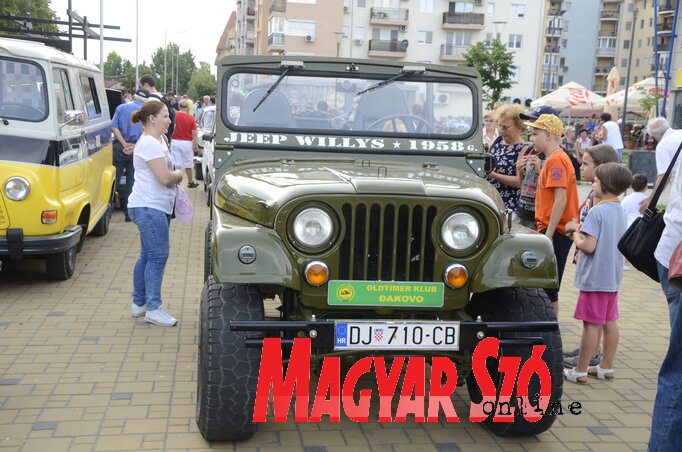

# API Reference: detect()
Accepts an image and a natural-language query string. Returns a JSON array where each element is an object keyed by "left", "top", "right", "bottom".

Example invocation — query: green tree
[
  {"left": 637, "top": 86, "right": 664, "bottom": 115},
  {"left": 461, "top": 38, "right": 517, "bottom": 110},
  {"left": 151, "top": 42, "right": 197, "bottom": 95},
  {"left": 0, "top": 0, "right": 59, "bottom": 33},
  {"left": 103, "top": 52, "right": 123, "bottom": 79},
  {"left": 187, "top": 63, "right": 216, "bottom": 101}
]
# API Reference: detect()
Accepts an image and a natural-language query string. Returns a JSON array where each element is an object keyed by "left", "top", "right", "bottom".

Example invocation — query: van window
[
  {"left": 0, "top": 57, "right": 48, "bottom": 122},
  {"left": 80, "top": 75, "right": 101, "bottom": 118},
  {"left": 53, "top": 68, "right": 75, "bottom": 123}
]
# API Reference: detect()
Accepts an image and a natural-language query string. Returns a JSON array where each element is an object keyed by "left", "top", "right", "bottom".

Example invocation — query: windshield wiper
[
  {"left": 252, "top": 60, "right": 304, "bottom": 112},
  {"left": 356, "top": 65, "right": 426, "bottom": 96}
]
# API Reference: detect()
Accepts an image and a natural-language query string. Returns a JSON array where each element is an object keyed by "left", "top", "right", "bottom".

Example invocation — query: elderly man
[
  {"left": 170, "top": 100, "right": 200, "bottom": 188},
  {"left": 639, "top": 117, "right": 682, "bottom": 213}
]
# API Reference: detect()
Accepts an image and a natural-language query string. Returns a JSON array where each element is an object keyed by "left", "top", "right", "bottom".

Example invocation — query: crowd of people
[{"left": 483, "top": 102, "right": 681, "bottom": 450}]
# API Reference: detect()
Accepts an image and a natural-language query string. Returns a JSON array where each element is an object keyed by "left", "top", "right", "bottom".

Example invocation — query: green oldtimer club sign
[{"left": 328, "top": 280, "right": 445, "bottom": 307}]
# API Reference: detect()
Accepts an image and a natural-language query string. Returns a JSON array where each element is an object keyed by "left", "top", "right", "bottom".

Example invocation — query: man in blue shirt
[{"left": 111, "top": 91, "right": 144, "bottom": 222}]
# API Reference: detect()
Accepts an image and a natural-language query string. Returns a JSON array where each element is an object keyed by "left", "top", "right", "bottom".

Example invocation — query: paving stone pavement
[{"left": 0, "top": 185, "right": 669, "bottom": 452}]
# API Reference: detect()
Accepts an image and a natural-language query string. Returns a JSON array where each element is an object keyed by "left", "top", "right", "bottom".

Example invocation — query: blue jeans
[
  {"left": 617, "top": 148, "right": 623, "bottom": 163},
  {"left": 649, "top": 260, "right": 682, "bottom": 451},
  {"left": 113, "top": 141, "right": 135, "bottom": 215},
  {"left": 128, "top": 207, "right": 171, "bottom": 311}
]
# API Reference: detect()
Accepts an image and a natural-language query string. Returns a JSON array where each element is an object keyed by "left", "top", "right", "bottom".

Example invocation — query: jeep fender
[
  {"left": 212, "top": 209, "right": 301, "bottom": 290},
  {"left": 469, "top": 233, "right": 558, "bottom": 293}
]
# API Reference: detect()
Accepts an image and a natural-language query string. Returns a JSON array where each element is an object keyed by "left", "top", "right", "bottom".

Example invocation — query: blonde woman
[
  {"left": 485, "top": 104, "right": 530, "bottom": 211},
  {"left": 483, "top": 110, "right": 499, "bottom": 151}
]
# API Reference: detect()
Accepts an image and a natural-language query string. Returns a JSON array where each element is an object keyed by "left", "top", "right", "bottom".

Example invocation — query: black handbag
[{"left": 618, "top": 140, "right": 682, "bottom": 282}]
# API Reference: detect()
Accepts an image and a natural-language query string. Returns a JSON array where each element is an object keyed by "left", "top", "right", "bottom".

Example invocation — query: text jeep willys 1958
[{"left": 196, "top": 56, "right": 563, "bottom": 441}]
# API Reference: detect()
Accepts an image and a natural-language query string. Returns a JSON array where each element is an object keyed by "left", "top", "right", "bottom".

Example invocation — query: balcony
[
  {"left": 368, "top": 39, "right": 407, "bottom": 58},
  {"left": 594, "top": 66, "right": 611, "bottom": 74},
  {"left": 442, "top": 12, "right": 485, "bottom": 30},
  {"left": 440, "top": 44, "right": 466, "bottom": 61},
  {"left": 546, "top": 26, "right": 563, "bottom": 35},
  {"left": 267, "top": 32, "right": 285, "bottom": 49},
  {"left": 659, "top": 1, "right": 675, "bottom": 13},
  {"left": 370, "top": 7, "right": 409, "bottom": 26},
  {"left": 598, "top": 29, "right": 618, "bottom": 37},
  {"left": 658, "top": 43, "right": 671, "bottom": 52},
  {"left": 600, "top": 10, "right": 620, "bottom": 20},
  {"left": 548, "top": 9, "right": 565, "bottom": 16},
  {"left": 541, "top": 82, "right": 559, "bottom": 91},
  {"left": 246, "top": 7, "right": 256, "bottom": 19},
  {"left": 658, "top": 22, "right": 674, "bottom": 33},
  {"left": 545, "top": 45, "right": 560, "bottom": 53},
  {"left": 269, "top": 0, "right": 285, "bottom": 14},
  {"left": 245, "top": 31, "right": 255, "bottom": 43},
  {"left": 595, "top": 47, "right": 616, "bottom": 57}
]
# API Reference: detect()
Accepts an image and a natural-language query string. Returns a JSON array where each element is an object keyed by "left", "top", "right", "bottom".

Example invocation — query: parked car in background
[{"left": 195, "top": 105, "right": 216, "bottom": 204}]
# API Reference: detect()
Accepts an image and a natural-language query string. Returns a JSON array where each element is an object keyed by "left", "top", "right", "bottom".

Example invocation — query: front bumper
[
  {"left": 0, "top": 225, "right": 82, "bottom": 261},
  {"left": 231, "top": 319, "right": 559, "bottom": 351}
]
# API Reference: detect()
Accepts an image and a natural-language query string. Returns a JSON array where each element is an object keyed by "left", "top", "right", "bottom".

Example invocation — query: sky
[{"left": 51, "top": 0, "right": 235, "bottom": 77}]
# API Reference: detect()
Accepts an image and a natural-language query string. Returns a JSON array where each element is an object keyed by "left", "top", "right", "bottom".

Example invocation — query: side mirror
[
  {"left": 202, "top": 132, "right": 214, "bottom": 142},
  {"left": 59, "top": 110, "right": 85, "bottom": 135}
]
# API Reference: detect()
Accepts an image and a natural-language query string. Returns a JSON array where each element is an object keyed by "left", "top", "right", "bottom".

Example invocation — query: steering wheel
[{"left": 367, "top": 114, "right": 432, "bottom": 134}]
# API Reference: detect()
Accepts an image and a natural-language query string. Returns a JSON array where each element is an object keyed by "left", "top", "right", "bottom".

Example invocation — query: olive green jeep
[{"left": 197, "top": 56, "right": 563, "bottom": 441}]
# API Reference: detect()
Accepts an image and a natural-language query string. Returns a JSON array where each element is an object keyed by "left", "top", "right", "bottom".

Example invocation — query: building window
[
  {"left": 355, "top": 25, "right": 366, "bottom": 38},
  {"left": 649, "top": 18, "right": 653, "bottom": 27},
  {"left": 621, "top": 58, "right": 627, "bottom": 67},
  {"left": 508, "top": 34, "right": 523, "bottom": 48},
  {"left": 485, "top": 32, "right": 493, "bottom": 46},
  {"left": 286, "top": 20, "right": 316, "bottom": 37},
  {"left": 623, "top": 40, "right": 630, "bottom": 49},
  {"left": 487, "top": 2, "right": 494, "bottom": 16},
  {"left": 454, "top": 2, "right": 474, "bottom": 13},
  {"left": 446, "top": 31, "right": 473, "bottom": 46},
  {"left": 420, "top": 0, "right": 435, "bottom": 13},
  {"left": 417, "top": 30, "right": 433, "bottom": 44},
  {"left": 268, "top": 16, "right": 285, "bottom": 34},
  {"left": 636, "top": 58, "right": 640, "bottom": 67},
  {"left": 511, "top": 4, "right": 526, "bottom": 18},
  {"left": 638, "top": 38, "right": 642, "bottom": 48},
  {"left": 598, "top": 37, "right": 616, "bottom": 48},
  {"left": 640, "top": 19, "right": 644, "bottom": 29},
  {"left": 562, "top": 39, "right": 567, "bottom": 48},
  {"left": 357, "top": 0, "right": 365, "bottom": 7},
  {"left": 625, "top": 21, "right": 631, "bottom": 31}
]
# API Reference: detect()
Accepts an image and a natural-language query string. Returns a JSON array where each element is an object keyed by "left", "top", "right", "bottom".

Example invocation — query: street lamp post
[{"left": 622, "top": 7, "right": 639, "bottom": 141}]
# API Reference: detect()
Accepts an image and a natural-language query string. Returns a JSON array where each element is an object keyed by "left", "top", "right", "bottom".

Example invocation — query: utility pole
[
  {"left": 163, "top": 30, "right": 167, "bottom": 93},
  {"left": 622, "top": 7, "right": 638, "bottom": 140},
  {"left": 135, "top": 0, "right": 139, "bottom": 85},
  {"left": 99, "top": 0, "right": 103, "bottom": 70}
]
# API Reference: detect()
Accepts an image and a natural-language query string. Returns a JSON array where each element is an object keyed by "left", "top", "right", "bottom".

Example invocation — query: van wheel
[
  {"left": 196, "top": 279, "right": 263, "bottom": 441},
  {"left": 91, "top": 204, "right": 111, "bottom": 237},
  {"left": 46, "top": 245, "right": 77, "bottom": 280},
  {"left": 465, "top": 287, "right": 563, "bottom": 436}
]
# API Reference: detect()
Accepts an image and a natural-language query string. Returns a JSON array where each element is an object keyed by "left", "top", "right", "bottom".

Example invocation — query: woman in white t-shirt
[
  {"left": 127, "top": 101, "right": 184, "bottom": 327},
  {"left": 575, "top": 128, "right": 591, "bottom": 163}
]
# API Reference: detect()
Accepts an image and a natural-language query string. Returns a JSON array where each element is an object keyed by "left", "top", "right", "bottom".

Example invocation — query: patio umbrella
[
  {"left": 604, "top": 67, "right": 620, "bottom": 118},
  {"left": 530, "top": 81, "right": 606, "bottom": 111},
  {"left": 604, "top": 77, "right": 666, "bottom": 113}
]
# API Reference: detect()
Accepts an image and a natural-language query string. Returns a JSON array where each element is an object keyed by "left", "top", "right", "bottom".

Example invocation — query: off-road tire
[
  {"left": 465, "top": 287, "right": 563, "bottom": 436},
  {"left": 196, "top": 279, "right": 264, "bottom": 441},
  {"left": 91, "top": 204, "right": 111, "bottom": 237},
  {"left": 45, "top": 245, "right": 77, "bottom": 280},
  {"left": 203, "top": 221, "right": 212, "bottom": 282}
]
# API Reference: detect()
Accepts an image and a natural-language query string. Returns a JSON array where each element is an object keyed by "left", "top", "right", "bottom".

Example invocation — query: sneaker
[
  {"left": 564, "top": 347, "right": 581, "bottom": 358},
  {"left": 187, "top": 182, "right": 199, "bottom": 188},
  {"left": 145, "top": 307, "right": 177, "bottom": 327},
  {"left": 564, "top": 351, "right": 602, "bottom": 368},
  {"left": 131, "top": 303, "right": 146, "bottom": 317}
]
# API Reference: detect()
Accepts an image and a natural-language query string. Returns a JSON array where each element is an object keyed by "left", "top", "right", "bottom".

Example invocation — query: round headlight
[
  {"left": 292, "top": 207, "right": 334, "bottom": 248},
  {"left": 441, "top": 212, "right": 480, "bottom": 251},
  {"left": 5, "top": 177, "right": 30, "bottom": 201}
]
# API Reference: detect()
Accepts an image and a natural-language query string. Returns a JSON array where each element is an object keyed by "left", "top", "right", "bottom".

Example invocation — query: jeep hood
[{"left": 215, "top": 159, "right": 504, "bottom": 225}]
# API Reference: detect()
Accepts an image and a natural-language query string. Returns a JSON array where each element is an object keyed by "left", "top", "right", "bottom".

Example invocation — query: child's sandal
[
  {"left": 587, "top": 365, "right": 614, "bottom": 380},
  {"left": 563, "top": 368, "right": 588, "bottom": 384}
]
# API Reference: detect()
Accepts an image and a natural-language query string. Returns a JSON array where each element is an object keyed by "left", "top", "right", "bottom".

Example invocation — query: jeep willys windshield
[{"left": 221, "top": 61, "right": 479, "bottom": 154}]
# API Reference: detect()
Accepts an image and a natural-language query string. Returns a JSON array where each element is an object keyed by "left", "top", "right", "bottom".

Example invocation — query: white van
[{"left": 0, "top": 38, "right": 116, "bottom": 280}]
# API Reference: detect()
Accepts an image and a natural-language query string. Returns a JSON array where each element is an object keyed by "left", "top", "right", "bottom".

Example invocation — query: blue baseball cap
[{"left": 519, "top": 105, "right": 559, "bottom": 120}]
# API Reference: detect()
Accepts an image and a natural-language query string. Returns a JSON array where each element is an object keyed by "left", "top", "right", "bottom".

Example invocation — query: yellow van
[{"left": 0, "top": 38, "right": 116, "bottom": 280}]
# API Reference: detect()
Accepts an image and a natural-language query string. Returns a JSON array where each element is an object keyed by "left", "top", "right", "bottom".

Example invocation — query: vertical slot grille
[{"left": 339, "top": 202, "right": 437, "bottom": 281}]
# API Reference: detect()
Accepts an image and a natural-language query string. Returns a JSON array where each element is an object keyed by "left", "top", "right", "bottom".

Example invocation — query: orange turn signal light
[
  {"left": 304, "top": 261, "right": 329, "bottom": 287},
  {"left": 41, "top": 210, "right": 58, "bottom": 224},
  {"left": 444, "top": 264, "right": 468, "bottom": 289}
]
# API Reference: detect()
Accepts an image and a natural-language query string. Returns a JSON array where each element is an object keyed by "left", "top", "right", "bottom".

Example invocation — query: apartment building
[
  {"left": 216, "top": 12, "right": 237, "bottom": 64},
  {"left": 230, "top": 0, "right": 547, "bottom": 103}
]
